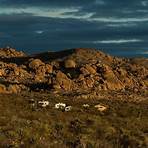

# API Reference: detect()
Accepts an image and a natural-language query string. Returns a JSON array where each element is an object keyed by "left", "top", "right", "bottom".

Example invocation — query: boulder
[
  {"left": 54, "top": 71, "right": 72, "bottom": 90},
  {"left": 100, "top": 65, "right": 124, "bottom": 90},
  {"left": 35, "top": 65, "right": 46, "bottom": 76},
  {"left": 17, "top": 68, "right": 31, "bottom": 78},
  {"left": 80, "top": 67, "right": 90, "bottom": 76},
  {"left": 51, "top": 61, "right": 60, "bottom": 69},
  {"left": 34, "top": 75, "right": 46, "bottom": 83},
  {"left": 45, "top": 64, "right": 53, "bottom": 74},
  {"left": 80, "top": 64, "right": 96, "bottom": 76},
  {"left": 106, "top": 81, "right": 123, "bottom": 90},
  {"left": 114, "top": 67, "right": 134, "bottom": 87},
  {"left": 53, "top": 84, "right": 61, "bottom": 90},
  {"left": 85, "top": 65, "right": 96, "bottom": 74},
  {"left": 34, "top": 64, "right": 53, "bottom": 77},
  {"left": 0, "top": 47, "right": 25, "bottom": 58},
  {"left": 64, "top": 59, "right": 76, "bottom": 68},
  {"left": 7, "top": 84, "right": 21, "bottom": 93},
  {"left": 85, "top": 77, "right": 95, "bottom": 88},
  {"left": 7, "top": 84, "right": 28, "bottom": 93},
  {"left": 77, "top": 74, "right": 85, "bottom": 81},
  {"left": 0, "top": 69, "right": 4, "bottom": 76},
  {"left": 143, "top": 79, "right": 148, "bottom": 87},
  {"left": 0, "top": 84, "right": 6, "bottom": 93},
  {"left": 29, "top": 59, "right": 44, "bottom": 70}
]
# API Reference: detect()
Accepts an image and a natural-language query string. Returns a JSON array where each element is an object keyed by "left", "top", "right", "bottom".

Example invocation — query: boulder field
[{"left": 0, "top": 47, "right": 147, "bottom": 94}]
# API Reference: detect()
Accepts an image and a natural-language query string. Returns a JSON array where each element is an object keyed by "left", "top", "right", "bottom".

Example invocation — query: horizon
[{"left": 0, "top": 0, "right": 148, "bottom": 57}]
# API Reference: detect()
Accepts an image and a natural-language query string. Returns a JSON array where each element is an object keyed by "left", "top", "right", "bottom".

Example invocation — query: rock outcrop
[
  {"left": 0, "top": 47, "right": 25, "bottom": 58},
  {"left": 64, "top": 59, "right": 76, "bottom": 68},
  {"left": 28, "top": 59, "right": 44, "bottom": 70},
  {"left": 0, "top": 47, "right": 147, "bottom": 93},
  {"left": 53, "top": 71, "right": 73, "bottom": 90}
]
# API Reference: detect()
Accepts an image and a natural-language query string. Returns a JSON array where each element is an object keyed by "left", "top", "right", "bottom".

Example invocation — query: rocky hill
[{"left": 0, "top": 47, "right": 147, "bottom": 95}]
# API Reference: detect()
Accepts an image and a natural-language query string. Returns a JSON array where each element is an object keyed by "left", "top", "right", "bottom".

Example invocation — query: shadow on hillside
[
  {"left": 0, "top": 49, "right": 75, "bottom": 65},
  {"left": 32, "top": 49, "right": 75, "bottom": 62},
  {"left": 26, "top": 82, "right": 52, "bottom": 91},
  {"left": 0, "top": 79, "right": 52, "bottom": 92},
  {"left": 0, "top": 57, "right": 31, "bottom": 65}
]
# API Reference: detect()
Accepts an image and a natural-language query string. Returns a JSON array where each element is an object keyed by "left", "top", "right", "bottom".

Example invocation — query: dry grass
[{"left": 0, "top": 92, "right": 148, "bottom": 148}]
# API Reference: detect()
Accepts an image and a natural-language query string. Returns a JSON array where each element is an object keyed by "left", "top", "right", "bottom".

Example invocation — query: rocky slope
[{"left": 0, "top": 47, "right": 147, "bottom": 94}]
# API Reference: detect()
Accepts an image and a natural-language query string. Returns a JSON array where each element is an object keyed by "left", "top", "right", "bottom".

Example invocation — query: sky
[{"left": 0, "top": 0, "right": 148, "bottom": 57}]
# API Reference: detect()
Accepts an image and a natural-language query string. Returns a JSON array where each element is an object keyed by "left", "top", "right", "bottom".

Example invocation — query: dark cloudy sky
[{"left": 0, "top": 0, "right": 148, "bottom": 57}]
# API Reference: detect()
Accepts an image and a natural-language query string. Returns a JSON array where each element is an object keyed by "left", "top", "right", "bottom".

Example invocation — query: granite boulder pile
[{"left": 0, "top": 47, "right": 147, "bottom": 93}]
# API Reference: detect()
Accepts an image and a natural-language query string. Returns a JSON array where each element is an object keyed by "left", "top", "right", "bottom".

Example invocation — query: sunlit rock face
[
  {"left": 0, "top": 47, "right": 147, "bottom": 93},
  {"left": 0, "top": 47, "right": 26, "bottom": 58}
]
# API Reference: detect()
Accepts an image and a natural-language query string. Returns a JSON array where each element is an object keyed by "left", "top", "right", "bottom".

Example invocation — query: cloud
[
  {"left": 93, "top": 39, "right": 142, "bottom": 44},
  {"left": 35, "top": 30, "right": 44, "bottom": 34},
  {"left": 0, "top": 12, "right": 148, "bottom": 50},
  {"left": 90, "top": 17, "right": 148, "bottom": 23},
  {"left": 1, "top": 0, "right": 148, "bottom": 23},
  {"left": 141, "top": 1, "right": 148, "bottom": 6},
  {"left": 0, "top": 0, "right": 95, "bottom": 8},
  {"left": 140, "top": 51, "right": 148, "bottom": 54},
  {"left": 106, "top": 23, "right": 137, "bottom": 27}
]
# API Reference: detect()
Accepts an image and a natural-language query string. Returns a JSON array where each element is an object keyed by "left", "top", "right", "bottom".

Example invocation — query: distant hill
[{"left": 0, "top": 47, "right": 147, "bottom": 96}]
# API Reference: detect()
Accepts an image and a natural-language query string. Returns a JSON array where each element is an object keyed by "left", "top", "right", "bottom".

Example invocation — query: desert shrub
[{"left": 68, "top": 119, "right": 86, "bottom": 135}]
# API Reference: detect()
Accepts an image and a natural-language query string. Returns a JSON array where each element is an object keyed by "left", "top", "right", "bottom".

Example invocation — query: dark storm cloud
[
  {"left": 65, "top": 0, "right": 148, "bottom": 19},
  {"left": 0, "top": 0, "right": 148, "bottom": 56},
  {"left": 0, "top": 0, "right": 144, "bottom": 7},
  {"left": 1, "top": 0, "right": 148, "bottom": 20},
  {"left": 0, "top": 0, "right": 95, "bottom": 8},
  {"left": 1, "top": 0, "right": 148, "bottom": 18},
  {"left": 0, "top": 13, "right": 148, "bottom": 49}
]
